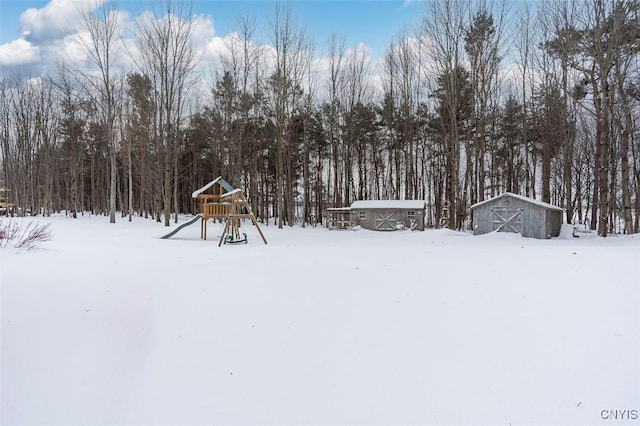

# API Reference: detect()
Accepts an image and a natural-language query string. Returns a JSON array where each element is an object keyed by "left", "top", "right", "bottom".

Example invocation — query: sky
[{"left": 0, "top": 0, "right": 424, "bottom": 75}]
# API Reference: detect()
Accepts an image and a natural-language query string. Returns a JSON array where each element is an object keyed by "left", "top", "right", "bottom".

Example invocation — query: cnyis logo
[{"left": 600, "top": 409, "right": 639, "bottom": 420}]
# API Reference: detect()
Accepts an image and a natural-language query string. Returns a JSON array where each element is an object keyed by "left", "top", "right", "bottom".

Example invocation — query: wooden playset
[{"left": 191, "top": 177, "right": 267, "bottom": 246}]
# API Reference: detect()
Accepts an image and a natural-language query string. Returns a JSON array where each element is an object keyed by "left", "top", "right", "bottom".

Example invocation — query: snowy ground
[{"left": 1, "top": 214, "right": 639, "bottom": 426}]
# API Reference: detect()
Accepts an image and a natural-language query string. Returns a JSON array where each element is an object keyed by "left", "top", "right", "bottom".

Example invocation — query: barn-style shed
[
  {"left": 471, "top": 192, "right": 563, "bottom": 239},
  {"left": 351, "top": 200, "right": 426, "bottom": 231}
]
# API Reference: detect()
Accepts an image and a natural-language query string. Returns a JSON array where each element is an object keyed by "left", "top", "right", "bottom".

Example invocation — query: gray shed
[
  {"left": 471, "top": 192, "right": 563, "bottom": 239},
  {"left": 351, "top": 200, "right": 426, "bottom": 231}
]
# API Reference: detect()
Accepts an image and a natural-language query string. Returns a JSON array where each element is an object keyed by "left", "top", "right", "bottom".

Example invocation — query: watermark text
[{"left": 600, "top": 409, "right": 638, "bottom": 420}]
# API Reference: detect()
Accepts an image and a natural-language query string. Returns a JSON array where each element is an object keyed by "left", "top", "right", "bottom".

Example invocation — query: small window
[
  {"left": 407, "top": 211, "right": 416, "bottom": 220},
  {"left": 359, "top": 211, "right": 366, "bottom": 220}
]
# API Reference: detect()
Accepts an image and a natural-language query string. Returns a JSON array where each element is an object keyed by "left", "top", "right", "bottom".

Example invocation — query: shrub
[{"left": 0, "top": 220, "right": 53, "bottom": 250}]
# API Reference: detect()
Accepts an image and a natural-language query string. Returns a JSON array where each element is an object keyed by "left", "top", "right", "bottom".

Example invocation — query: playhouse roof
[
  {"left": 350, "top": 200, "right": 426, "bottom": 210},
  {"left": 220, "top": 189, "right": 242, "bottom": 198},
  {"left": 470, "top": 192, "right": 564, "bottom": 212},
  {"left": 191, "top": 177, "right": 234, "bottom": 199}
]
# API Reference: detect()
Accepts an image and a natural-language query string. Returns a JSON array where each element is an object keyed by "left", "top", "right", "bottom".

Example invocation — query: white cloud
[
  {"left": 0, "top": 1, "right": 134, "bottom": 75},
  {"left": 56, "top": 30, "right": 90, "bottom": 65},
  {"left": 20, "top": 0, "right": 106, "bottom": 44},
  {"left": 0, "top": 38, "right": 40, "bottom": 66},
  {"left": 190, "top": 14, "right": 229, "bottom": 66},
  {"left": 1, "top": 0, "right": 351, "bottom": 105},
  {"left": 50, "top": 28, "right": 136, "bottom": 78},
  {"left": 204, "top": 35, "right": 233, "bottom": 62},
  {"left": 191, "top": 14, "right": 216, "bottom": 46}
]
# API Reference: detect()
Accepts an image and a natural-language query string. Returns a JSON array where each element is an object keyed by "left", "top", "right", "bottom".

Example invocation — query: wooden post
[{"left": 218, "top": 219, "right": 230, "bottom": 247}]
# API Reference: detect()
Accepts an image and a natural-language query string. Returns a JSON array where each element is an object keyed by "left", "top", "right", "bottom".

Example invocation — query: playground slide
[{"left": 160, "top": 214, "right": 202, "bottom": 239}]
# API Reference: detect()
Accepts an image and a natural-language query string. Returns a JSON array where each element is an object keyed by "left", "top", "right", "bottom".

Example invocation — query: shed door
[
  {"left": 491, "top": 207, "right": 523, "bottom": 233},
  {"left": 375, "top": 211, "right": 398, "bottom": 231}
]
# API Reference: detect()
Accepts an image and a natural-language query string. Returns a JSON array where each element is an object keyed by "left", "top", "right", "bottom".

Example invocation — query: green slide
[{"left": 160, "top": 214, "right": 202, "bottom": 239}]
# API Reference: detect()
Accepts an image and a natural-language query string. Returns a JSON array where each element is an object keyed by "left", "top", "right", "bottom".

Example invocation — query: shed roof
[
  {"left": 351, "top": 200, "right": 426, "bottom": 210},
  {"left": 470, "top": 192, "right": 563, "bottom": 212},
  {"left": 191, "top": 177, "right": 235, "bottom": 198}
]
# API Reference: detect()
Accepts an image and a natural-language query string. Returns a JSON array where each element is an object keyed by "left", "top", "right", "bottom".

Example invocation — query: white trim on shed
[{"left": 471, "top": 192, "right": 563, "bottom": 212}]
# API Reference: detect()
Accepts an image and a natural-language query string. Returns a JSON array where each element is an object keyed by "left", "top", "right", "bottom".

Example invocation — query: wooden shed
[
  {"left": 470, "top": 192, "right": 563, "bottom": 239},
  {"left": 351, "top": 200, "right": 426, "bottom": 231}
]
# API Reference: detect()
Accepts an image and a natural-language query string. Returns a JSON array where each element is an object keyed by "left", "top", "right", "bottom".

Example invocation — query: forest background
[{"left": 1, "top": 0, "right": 639, "bottom": 237}]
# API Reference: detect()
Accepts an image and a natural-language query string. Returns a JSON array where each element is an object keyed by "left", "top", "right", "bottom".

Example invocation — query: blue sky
[
  {"left": 0, "top": 0, "right": 424, "bottom": 71},
  {"left": 0, "top": 1, "right": 48, "bottom": 43}
]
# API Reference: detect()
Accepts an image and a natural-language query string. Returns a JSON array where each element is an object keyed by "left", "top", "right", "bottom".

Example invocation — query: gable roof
[
  {"left": 191, "top": 177, "right": 235, "bottom": 198},
  {"left": 220, "top": 188, "right": 242, "bottom": 199},
  {"left": 351, "top": 200, "right": 426, "bottom": 210},
  {"left": 470, "top": 192, "right": 563, "bottom": 212}
]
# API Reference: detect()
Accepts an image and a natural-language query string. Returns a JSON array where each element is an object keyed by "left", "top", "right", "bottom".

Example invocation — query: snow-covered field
[{"left": 1, "top": 214, "right": 639, "bottom": 426}]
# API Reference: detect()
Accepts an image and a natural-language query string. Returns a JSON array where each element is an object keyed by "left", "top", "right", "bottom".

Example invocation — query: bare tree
[
  {"left": 76, "top": 2, "right": 122, "bottom": 223},
  {"left": 326, "top": 33, "right": 346, "bottom": 207},
  {"left": 0, "top": 80, "right": 11, "bottom": 213},
  {"left": 0, "top": 75, "right": 58, "bottom": 216},
  {"left": 540, "top": 0, "right": 581, "bottom": 222},
  {"left": 553, "top": 0, "right": 639, "bottom": 236},
  {"left": 220, "top": 15, "right": 263, "bottom": 195},
  {"left": 52, "top": 65, "right": 86, "bottom": 219},
  {"left": 381, "top": 33, "right": 418, "bottom": 200},
  {"left": 422, "top": 0, "right": 469, "bottom": 229},
  {"left": 515, "top": 4, "right": 537, "bottom": 198},
  {"left": 609, "top": 1, "right": 640, "bottom": 234},
  {"left": 268, "top": 2, "right": 312, "bottom": 228},
  {"left": 343, "top": 43, "right": 372, "bottom": 202},
  {"left": 135, "top": 0, "right": 197, "bottom": 226}
]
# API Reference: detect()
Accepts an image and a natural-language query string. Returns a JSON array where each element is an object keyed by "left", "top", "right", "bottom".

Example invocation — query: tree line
[{"left": 1, "top": 0, "right": 639, "bottom": 236}]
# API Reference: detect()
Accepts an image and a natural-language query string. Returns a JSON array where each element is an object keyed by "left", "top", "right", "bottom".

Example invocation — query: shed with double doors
[
  {"left": 470, "top": 192, "right": 563, "bottom": 239},
  {"left": 351, "top": 200, "right": 426, "bottom": 231}
]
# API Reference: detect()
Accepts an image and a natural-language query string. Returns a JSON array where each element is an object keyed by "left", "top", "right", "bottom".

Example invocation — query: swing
[{"left": 224, "top": 232, "right": 248, "bottom": 244}]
